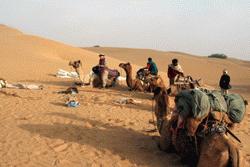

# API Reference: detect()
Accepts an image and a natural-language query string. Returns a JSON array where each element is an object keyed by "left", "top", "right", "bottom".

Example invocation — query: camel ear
[{"left": 127, "top": 62, "right": 130, "bottom": 65}]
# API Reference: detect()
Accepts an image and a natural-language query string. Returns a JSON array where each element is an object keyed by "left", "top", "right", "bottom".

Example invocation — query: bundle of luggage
[
  {"left": 175, "top": 89, "right": 247, "bottom": 124},
  {"left": 0, "top": 79, "right": 7, "bottom": 88},
  {"left": 158, "top": 88, "right": 248, "bottom": 166}
]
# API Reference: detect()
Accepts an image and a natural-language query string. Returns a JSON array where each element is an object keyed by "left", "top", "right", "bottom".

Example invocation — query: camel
[
  {"left": 69, "top": 60, "right": 120, "bottom": 88},
  {"left": 156, "top": 113, "right": 244, "bottom": 167},
  {"left": 153, "top": 87, "right": 171, "bottom": 131},
  {"left": 83, "top": 66, "right": 120, "bottom": 88},
  {"left": 119, "top": 63, "right": 145, "bottom": 91},
  {"left": 69, "top": 60, "right": 84, "bottom": 84},
  {"left": 119, "top": 62, "right": 165, "bottom": 92},
  {"left": 155, "top": 87, "right": 245, "bottom": 166},
  {"left": 153, "top": 87, "right": 173, "bottom": 130},
  {"left": 152, "top": 87, "right": 176, "bottom": 152},
  {"left": 174, "top": 111, "right": 245, "bottom": 167}
]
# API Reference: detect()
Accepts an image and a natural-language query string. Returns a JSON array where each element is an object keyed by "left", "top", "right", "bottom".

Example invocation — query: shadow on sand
[
  {"left": 18, "top": 79, "right": 75, "bottom": 87},
  {"left": 19, "top": 113, "right": 183, "bottom": 167}
]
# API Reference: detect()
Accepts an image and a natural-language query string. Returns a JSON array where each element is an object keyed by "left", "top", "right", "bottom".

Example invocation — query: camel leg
[{"left": 102, "top": 71, "right": 109, "bottom": 88}]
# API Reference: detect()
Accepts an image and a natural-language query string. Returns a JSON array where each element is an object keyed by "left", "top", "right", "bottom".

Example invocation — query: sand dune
[
  {"left": 85, "top": 47, "right": 250, "bottom": 97},
  {"left": 0, "top": 24, "right": 99, "bottom": 82},
  {"left": 0, "top": 25, "right": 249, "bottom": 166}
]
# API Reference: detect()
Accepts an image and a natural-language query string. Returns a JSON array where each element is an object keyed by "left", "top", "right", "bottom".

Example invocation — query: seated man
[
  {"left": 167, "top": 59, "right": 184, "bottom": 86},
  {"left": 147, "top": 57, "right": 158, "bottom": 76},
  {"left": 137, "top": 57, "right": 158, "bottom": 81}
]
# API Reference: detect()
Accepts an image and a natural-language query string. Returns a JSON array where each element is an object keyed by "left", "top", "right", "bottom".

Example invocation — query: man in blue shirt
[
  {"left": 136, "top": 57, "right": 158, "bottom": 82},
  {"left": 146, "top": 57, "right": 158, "bottom": 76}
]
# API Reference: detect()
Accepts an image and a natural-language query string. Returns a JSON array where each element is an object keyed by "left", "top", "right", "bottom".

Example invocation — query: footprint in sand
[
  {"left": 114, "top": 119, "right": 123, "bottom": 123},
  {"left": 52, "top": 159, "right": 60, "bottom": 166},
  {"left": 53, "top": 143, "right": 69, "bottom": 152},
  {"left": 49, "top": 140, "right": 69, "bottom": 152}
]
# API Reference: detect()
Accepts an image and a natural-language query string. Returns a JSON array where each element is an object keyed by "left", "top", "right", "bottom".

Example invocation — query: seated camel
[
  {"left": 156, "top": 109, "right": 244, "bottom": 167},
  {"left": 119, "top": 62, "right": 165, "bottom": 92},
  {"left": 152, "top": 87, "right": 176, "bottom": 152},
  {"left": 157, "top": 89, "right": 246, "bottom": 166},
  {"left": 174, "top": 95, "right": 244, "bottom": 166},
  {"left": 119, "top": 63, "right": 144, "bottom": 91},
  {"left": 84, "top": 66, "right": 120, "bottom": 88}
]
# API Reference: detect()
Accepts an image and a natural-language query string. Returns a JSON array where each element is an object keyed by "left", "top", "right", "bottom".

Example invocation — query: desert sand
[{"left": 0, "top": 25, "right": 249, "bottom": 167}]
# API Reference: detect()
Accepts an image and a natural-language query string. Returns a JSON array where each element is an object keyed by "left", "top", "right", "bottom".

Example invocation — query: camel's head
[
  {"left": 153, "top": 87, "right": 169, "bottom": 101},
  {"left": 119, "top": 62, "right": 132, "bottom": 71},
  {"left": 153, "top": 86, "right": 162, "bottom": 99},
  {"left": 69, "top": 60, "right": 81, "bottom": 68}
]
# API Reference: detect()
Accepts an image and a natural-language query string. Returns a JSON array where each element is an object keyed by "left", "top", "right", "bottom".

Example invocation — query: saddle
[
  {"left": 137, "top": 69, "right": 159, "bottom": 83},
  {"left": 136, "top": 68, "right": 148, "bottom": 80},
  {"left": 92, "top": 66, "right": 120, "bottom": 79},
  {"left": 107, "top": 69, "right": 120, "bottom": 79}
]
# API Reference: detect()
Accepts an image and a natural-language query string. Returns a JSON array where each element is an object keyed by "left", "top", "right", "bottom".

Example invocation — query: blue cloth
[{"left": 67, "top": 101, "right": 80, "bottom": 107}]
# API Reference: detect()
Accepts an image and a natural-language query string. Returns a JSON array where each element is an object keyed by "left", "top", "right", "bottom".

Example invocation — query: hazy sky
[{"left": 0, "top": 0, "right": 249, "bottom": 60}]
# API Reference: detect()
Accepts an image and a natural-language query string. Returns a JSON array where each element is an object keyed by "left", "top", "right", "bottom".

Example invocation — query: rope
[{"left": 194, "top": 135, "right": 199, "bottom": 156}]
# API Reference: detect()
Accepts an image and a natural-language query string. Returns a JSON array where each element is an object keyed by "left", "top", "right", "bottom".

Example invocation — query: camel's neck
[{"left": 124, "top": 69, "right": 133, "bottom": 88}]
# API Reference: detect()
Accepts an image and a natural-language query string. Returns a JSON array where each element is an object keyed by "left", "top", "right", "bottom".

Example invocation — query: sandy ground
[{"left": 0, "top": 25, "right": 249, "bottom": 166}]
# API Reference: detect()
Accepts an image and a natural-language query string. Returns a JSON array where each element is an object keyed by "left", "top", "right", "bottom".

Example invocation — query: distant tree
[
  {"left": 93, "top": 45, "right": 100, "bottom": 47},
  {"left": 208, "top": 53, "right": 227, "bottom": 59}
]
